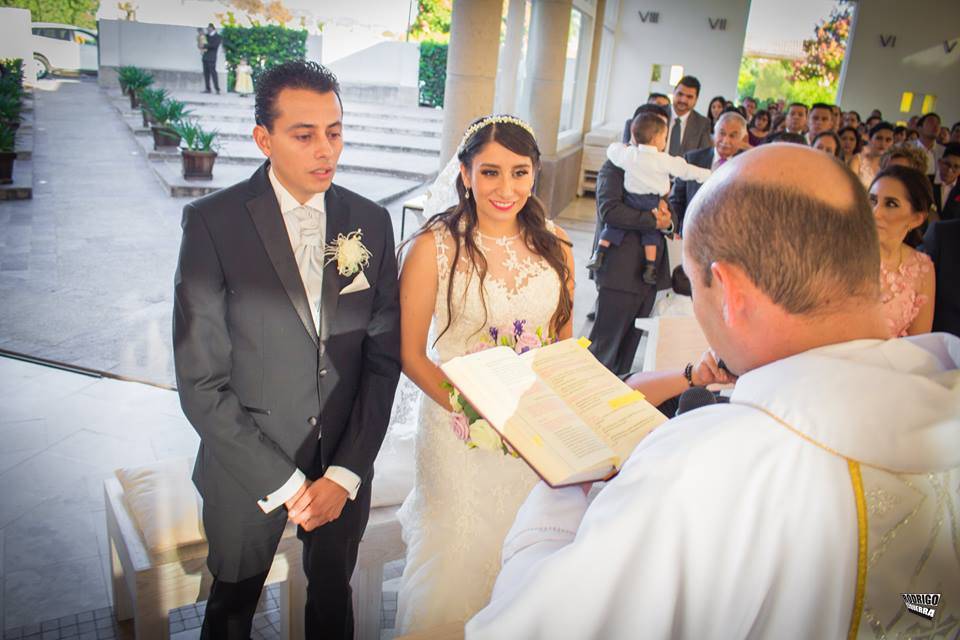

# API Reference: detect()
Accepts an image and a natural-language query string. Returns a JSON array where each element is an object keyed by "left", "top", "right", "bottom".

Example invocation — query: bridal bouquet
[{"left": 443, "top": 320, "right": 555, "bottom": 455}]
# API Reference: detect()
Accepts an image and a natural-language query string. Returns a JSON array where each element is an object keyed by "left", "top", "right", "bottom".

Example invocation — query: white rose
[
  {"left": 469, "top": 420, "right": 502, "bottom": 452},
  {"left": 337, "top": 236, "right": 366, "bottom": 276}
]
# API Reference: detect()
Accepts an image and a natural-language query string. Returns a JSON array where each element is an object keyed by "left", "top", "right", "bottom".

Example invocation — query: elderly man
[
  {"left": 467, "top": 145, "right": 960, "bottom": 639},
  {"left": 669, "top": 111, "right": 745, "bottom": 231}
]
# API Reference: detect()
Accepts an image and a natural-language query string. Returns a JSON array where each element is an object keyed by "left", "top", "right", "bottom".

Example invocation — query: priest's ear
[{"left": 710, "top": 261, "right": 753, "bottom": 330}]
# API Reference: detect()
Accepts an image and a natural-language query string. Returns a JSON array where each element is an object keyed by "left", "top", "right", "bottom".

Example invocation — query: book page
[
  {"left": 442, "top": 347, "right": 616, "bottom": 484},
  {"left": 526, "top": 340, "right": 668, "bottom": 463}
]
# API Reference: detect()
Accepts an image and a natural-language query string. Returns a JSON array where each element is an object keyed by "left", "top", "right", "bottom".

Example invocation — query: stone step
[
  {"left": 147, "top": 158, "right": 423, "bottom": 204},
  {"left": 0, "top": 157, "right": 33, "bottom": 200},
  {"left": 122, "top": 115, "right": 441, "bottom": 155},
  {"left": 14, "top": 130, "right": 33, "bottom": 161}
]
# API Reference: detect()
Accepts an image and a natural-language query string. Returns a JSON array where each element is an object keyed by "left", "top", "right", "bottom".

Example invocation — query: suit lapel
[
  {"left": 320, "top": 185, "right": 352, "bottom": 347},
  {"left": 246, "top": 163, "right": 319, "bottom": 346}
]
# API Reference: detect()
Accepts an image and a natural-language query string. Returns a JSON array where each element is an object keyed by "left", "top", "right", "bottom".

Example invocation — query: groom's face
[{"left": 253, "top": 87, "right": 343, "bottom": 203}]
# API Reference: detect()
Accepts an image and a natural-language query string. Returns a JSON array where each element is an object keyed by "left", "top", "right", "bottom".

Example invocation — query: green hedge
[
  {"left": 221, "top": 25, "right": 307, "bottom": 93},
  {"left": 418, "top": 41, "right": 447, "bottom": 108}
]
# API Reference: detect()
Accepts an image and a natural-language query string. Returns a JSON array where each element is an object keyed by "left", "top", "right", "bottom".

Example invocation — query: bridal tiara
[{"left": 458, "top": 115, "right": 536, "bottom": 152}]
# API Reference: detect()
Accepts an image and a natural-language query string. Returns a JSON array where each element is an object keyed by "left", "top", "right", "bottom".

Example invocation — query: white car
[{"left": 31, "top": 22, "right": 98, "bottom": 78}]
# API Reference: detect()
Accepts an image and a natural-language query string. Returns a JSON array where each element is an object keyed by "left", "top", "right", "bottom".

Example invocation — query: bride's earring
[{"left": 465, "top": 188, "right": 471, "bottom": 200}]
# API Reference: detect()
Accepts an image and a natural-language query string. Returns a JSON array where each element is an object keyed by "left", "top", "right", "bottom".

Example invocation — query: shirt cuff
[
  {"left": 324, "top": 466, "right": 361, "bottom": 501},
  {"left": 257, "top": 468, "right": 306, "bottom": 514}
]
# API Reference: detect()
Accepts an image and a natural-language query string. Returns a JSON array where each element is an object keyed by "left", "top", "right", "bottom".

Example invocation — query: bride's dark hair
[{"left": 408, "top": 115, "right": 573, "bottom": 344}]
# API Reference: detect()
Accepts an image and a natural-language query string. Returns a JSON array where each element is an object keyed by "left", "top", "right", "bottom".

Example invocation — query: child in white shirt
[{"left": 588, "top": 112, "right": 712, "bottom": 284}]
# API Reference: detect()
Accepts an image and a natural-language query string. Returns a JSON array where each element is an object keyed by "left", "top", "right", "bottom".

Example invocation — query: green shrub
[
  {"left": 0, "top": 59, "right": 25, "bottom": 86},
  {"left": 171, "top": 119, "right": 220, "bottom": 152},
  {"left": 122, "top": 67, "right": 154, "bottom": 95},
  {"left": 221, "top": 25, "right": 307, "bottom": 92},
  {"left": 0, "top": 123, "right": 15, "bottom": 153},
  {"left": 151, "top": 99, "right": 193, "bottom": 127},
  {"left": 418, "top": 41, "right": 447, "bottom": 108},
  {"left": 139, "top": 87, "right": 170, "bottom": 118}
]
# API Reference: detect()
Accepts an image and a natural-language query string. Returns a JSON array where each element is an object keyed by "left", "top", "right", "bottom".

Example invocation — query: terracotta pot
[
  {"left": 0, "top": 151, "right": 15, "bottom": 185},
  {"left": 150, "top": 125, "right": 181, "bottom": 150},
  {"left": 182, "top": 150, "right": 217, "bottom": 179}
]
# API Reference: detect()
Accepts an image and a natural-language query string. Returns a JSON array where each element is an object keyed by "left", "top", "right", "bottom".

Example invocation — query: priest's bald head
[{"left": 681, "top": 144, "right": 889, "bottom": 376}]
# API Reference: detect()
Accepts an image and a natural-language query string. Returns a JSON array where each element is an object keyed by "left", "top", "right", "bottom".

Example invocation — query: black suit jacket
[
  {"left": 593, "top": 160, "right": 671, "bottom": 294},
  {"left": 202, "top": 33, "right": 222, "bottom": 63},
  {"left": 623, "top": 109, "right": 712, "bottom": 156},
  {"left": 668, "top": 146, "right": 714, "bottom": 231},
  {"left": 933, "top": 182, "right": 960, "bottom": 221},
  {"left": 922, "top": 219, "right": 960, "bottom": 337},
  {"left": 173, "top": 161, "right": 401, "bottom": 509}
]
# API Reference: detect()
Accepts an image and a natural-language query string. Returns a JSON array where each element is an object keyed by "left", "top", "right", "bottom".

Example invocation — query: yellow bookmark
[
  {"left": 532, "top": 435, "right": 544, "bottom": 446},
  {"left": 608, "top": 390, "right": 645, "bottom": 409},
  {"left": 577, "top": 336, "right": 592, "bottom": 348}
]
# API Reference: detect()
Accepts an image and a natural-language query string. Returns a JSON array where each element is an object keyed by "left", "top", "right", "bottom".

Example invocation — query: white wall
[
  {"left": 838, "top": 0, "right": 959, "bottom": 124},
  {"left": 600, "top": 0, "right": 750, "bottom": 125},
  {"left": 98, "top": 19, "right": 225, "bottom": 73},
  {"left": 325, "top": 41, "right": 419, "bottom": 88},
  {"left": 0, "top": 8, "right": 36, "bottom": 81}
]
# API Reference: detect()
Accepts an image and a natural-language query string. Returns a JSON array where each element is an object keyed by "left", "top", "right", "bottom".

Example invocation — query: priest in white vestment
[{"left": 467, "top": 145, "right": 960, "bottom": 640}]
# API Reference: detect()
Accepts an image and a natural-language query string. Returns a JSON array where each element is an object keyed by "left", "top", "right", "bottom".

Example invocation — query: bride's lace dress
[{"left": 395, "top": 222, "right": 563, "bottom": 632}]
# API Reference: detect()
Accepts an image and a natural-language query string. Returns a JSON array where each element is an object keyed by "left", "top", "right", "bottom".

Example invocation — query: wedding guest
[
  {"left": 893, "top": 125, "right": 908, "bottom": 144},
  {"left": 858, "top": 121, "right": 895, "bottom": 187},
  {"left": 915, "top": 112, "right": 944, "bottom": 177},
  {"left": 907, "top": 115, "right": 919, "bottom": 130},
  {"left": 869, "top": 166, "right": 935, "bottom": 337},
  {"left": 764, "top": 131, "right": 806, "bottom": 145},
  {"left": 933, "top": 143, "right": 960, "bottom": 220},
  {"left": 771, "top": 113, "right": 787, "bottom": 134},
  {"left": 870, "top": 108, "right": 882, "bottom": 119},
  {"left": 838, "top": 125, "right": 862, "bottom": 174},
  {"left": 806, "top": 103, "right": 833, "bottom": 144},
  {"left": 951, "top": 121, "right": 960, "bottom": 143},
  {"left": 784, "top": 102, "right": 807, "bottom": 135},
  {"left": 234, "top": 58, "right": 254, "bottom": 96},
  {"left": 742, "top": 96, "right": 757, "bottom": 121},
  {"left": 812, "top": 130, "right": 841, "bottom": 157},
  {"left": 201, "top": 23, "right": 221, "bottom": 94},
  {"left": 621, "top": 94, "right": 672, "bottom": 143},
  {"left": 829, "top": 105, "right": 841, "bottom": 131},
  {"left": 663, "top": 76, "right": 712, "bottom": 157},
  {"left": 906, "top": 129, "right": 920, "bottom": 143},
  {"left": 747, "top": 109, "right": 771, "bottom": 146},
  {"left": 922, "top": 219, "right": 960, "bottom": 336},
  {"left": 938, "top": 126, "right": 951, "bottom": 145},
  {"left": 707, "top": 95, "right": 726, "bottom": 130},
  {"left": 880, "top": 143, "right": 928, "bottom": 174},
  {"left": 842, "top": 109, "right": 861, "bottom": 130},
  {"left": 467, "top": 144, "right": 960, "bottom": 640}
]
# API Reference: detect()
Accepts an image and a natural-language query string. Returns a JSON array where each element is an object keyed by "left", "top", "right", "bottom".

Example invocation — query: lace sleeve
[{"left": 433, "top": 225, "right": 451, "bottom": 282}]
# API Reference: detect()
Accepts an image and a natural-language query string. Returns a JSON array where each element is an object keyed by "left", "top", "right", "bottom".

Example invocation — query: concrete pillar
[
  {"left": 438, "top": 0, "right": 504, "bottom": 167},
  {"left": 524, "top": 0, "right": 573, "bottom": 158},
  {"left": 494, "top": 0, "right": 527, "bottom": 115},
  {"left": 580, "top": 0, "right": 606, "bottom": 133}
]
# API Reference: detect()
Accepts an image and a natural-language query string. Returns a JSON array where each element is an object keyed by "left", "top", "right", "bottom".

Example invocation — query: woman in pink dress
[{"left": 868, "top": 166, "right": 936, "bottom": 337}]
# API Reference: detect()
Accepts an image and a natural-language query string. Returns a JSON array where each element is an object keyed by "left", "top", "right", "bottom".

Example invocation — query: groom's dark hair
[{"left": 255, "top": 60, "right": 342, "bottom": 131}]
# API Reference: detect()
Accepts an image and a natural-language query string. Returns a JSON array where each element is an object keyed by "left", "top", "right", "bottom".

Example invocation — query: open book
[{"left": 441, "top": 339, "right": 668, "bottom": 487}]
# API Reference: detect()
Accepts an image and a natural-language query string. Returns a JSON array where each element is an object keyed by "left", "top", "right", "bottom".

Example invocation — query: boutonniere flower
[{"left": 324, "top": 229, "right": 372, "bottom": 277}]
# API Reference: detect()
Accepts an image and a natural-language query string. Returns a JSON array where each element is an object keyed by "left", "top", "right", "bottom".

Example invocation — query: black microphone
[{"left": 676, "top": 386, "right": 717, "bottom": 417}]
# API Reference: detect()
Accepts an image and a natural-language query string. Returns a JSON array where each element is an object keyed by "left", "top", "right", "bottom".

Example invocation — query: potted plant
[
  {"left": 0, "top": 124, "right": 16, "bottom": 184},
  {"left": 139, "top": 87, "right": 169, "bottom": 128},
  {"left": 0, "top": 93, "right": 21, "bottom": 133},
  {"left": 149, "top": 99, "right": 192, "bottom": 150},
  {"left": 117, "top": 65, "right": 140, "bottom": 96},
  {"left": 125, "top": 68, "right": 154, "bottom": 110},
  {"left": 172, "top": 119, "right": 220, "bottom": 179}
]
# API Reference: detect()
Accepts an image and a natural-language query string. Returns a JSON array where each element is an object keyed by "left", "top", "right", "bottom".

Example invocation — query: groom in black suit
[{"left": 173, "top": 61, "right": 401, "bottom": 639}]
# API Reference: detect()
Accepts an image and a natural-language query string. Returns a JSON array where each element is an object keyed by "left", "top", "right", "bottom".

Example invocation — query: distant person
[
  {"left": 915, "top": 112, "right": 944, "bottom": 177},
  {"left": 880, "top": 143, "right": 928, "bottom": 174},
  {"left": 707, "top": 95, "right": 726, "bottom": 130},
  {"left": 938, "top": 126, "right": 951, "bottom": 146},
  {"left": 922, "top": 219, "right": 960, "bottom": 336},
  {"left": 829, "top": 104, "right": 841, "bottom": 131},
  {"left": 747, "top": 109, "right": 770, "bottom": 146},
  {"left": 933, "top": 143, "right": 960, "bottom": 221},
  {"left": 842, "top": 110, "right": 861, "bottom": 130},
  {"left": 893, "top": 125, "right": 908, "bottom": 144},
  {"left": 590, "top": 112, "right": 711, "bottom": 283},
  {"left": 838, "top": 125, "right": 862, "bottom": 174},
  {"left": 806, "top": 103, "right": 834, "bottom": 144},
  {"left": 234, "top": 58, "right": 254, "bottom": 96},
  {"left": 869, "top": 166, "right": 935, "bottom": 337},
  {"left": 742, "top": 96, "right": 757, "bottom": 121},
  {"left": 620, "top": 93, "right": 670, "bottom": 142},
  {"left": 195, "top": 27, "right": 206, "bottom": 52},
  {"left": 201, "top": 23, "right": 222, "bottom": 94},
  {"left": 784, "top": 102, "right": 807, "bottom": 135},
  {"left": 951, "top": 121, "right": 960, "bottom": 144},
  {"left": 812, "top": 130, "right": 841, "bottom": 157},
  {"left": 665, "top": 76, "right": 712, "bottom": 156},
  {"left": 858, "top": 121, "right": 895, "bottom": 187}
]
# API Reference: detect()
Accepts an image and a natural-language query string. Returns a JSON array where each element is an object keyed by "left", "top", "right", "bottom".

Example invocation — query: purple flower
[
  {"left": 489, "top": 326, "right": 499, "bottom": 341},
  {"left": 513, "top": 319, "right": 526, "bottom": 338},
  {"left": 515, "top": 330, "right": 542, "bottom": 354},
  {"left": 450, "top": 412, "right": 471, "bottom": 441}
]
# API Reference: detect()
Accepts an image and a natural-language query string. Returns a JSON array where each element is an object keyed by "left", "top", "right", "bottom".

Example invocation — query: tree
[
  {"left": 408, "top": 0, "right": 452, "bottom": 43},
  {"left": 219, "top": 0, "right": 294, "bottom": 27},
  {"left": 0, "top": 0, "right": 100, "bottom": 29},
  {"left": 791, "top": 4, "right": 852, "bottom": 87}
]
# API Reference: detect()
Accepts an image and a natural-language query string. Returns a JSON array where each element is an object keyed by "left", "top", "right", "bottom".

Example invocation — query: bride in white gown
[{"left": 395, "top": 115, "right": 575, "bottom": 632}]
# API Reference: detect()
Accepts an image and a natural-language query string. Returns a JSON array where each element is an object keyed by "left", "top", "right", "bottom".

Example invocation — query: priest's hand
[
  {"left": 287, "top": 478, "right": 349, "bottom": 531},
  {"left": 692, "top": 349, "right": 737, "bottom": 386}
]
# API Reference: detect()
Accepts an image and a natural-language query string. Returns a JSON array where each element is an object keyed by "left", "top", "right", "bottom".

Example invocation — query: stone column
[
  {"left": 438, "top": 0, "right": 504, "bottom": 167},
  {"left": 523, "top": 0, "right": 572, "bottom": 158},
  {"left": 494, "top": 0, "right": 527, "bottom": 114},
  {"left": 580, "top": 0, "right": 607, "bottom": 133}
]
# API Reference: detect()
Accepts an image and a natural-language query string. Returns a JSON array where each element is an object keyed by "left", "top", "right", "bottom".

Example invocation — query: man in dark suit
[
  {"left": 587, "top": 159, "right": 673, "bottom": 375},
  {"left": 621, "top": 77, "right": 712, "bottom": 156},
  {"left": 923, "top": 219, "right": 960, "bottom": 336},
  {"left": 201, "top": 23, "right": 222, "bottom": 94},
  {"left": 173, "top": 61, "right": 401, "bottom": 639},
  {"left": 933, "top": 143, "right": 960, "bottom": 221},
  {"left": 669, "top": 112, "right": 747, "bottom": 230}
]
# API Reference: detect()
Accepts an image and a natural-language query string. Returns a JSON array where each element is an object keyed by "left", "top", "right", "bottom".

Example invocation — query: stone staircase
[{"left": 107, "top": 89, "right": 442, "bottom": 202}]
